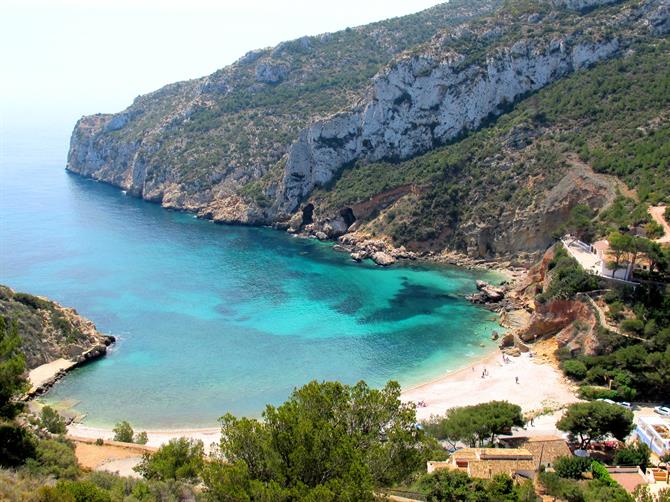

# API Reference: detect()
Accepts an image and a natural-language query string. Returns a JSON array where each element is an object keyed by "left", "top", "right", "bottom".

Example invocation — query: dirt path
[{"left": 649, "top": 205, "right": 670, "bottom": 244}]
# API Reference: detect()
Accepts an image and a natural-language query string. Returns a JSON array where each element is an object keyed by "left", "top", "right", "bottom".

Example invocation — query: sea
[{"left": 0, "top": 131, "right": 502, "bottom": 428}]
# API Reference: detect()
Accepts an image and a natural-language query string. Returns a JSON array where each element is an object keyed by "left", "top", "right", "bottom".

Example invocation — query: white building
[{"left": 635, "top": 416, "right": 670, "bottom": 457}]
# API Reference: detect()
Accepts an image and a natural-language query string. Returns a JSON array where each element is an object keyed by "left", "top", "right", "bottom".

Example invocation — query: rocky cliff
[
  {"left": 67, "top": 0, "right": 669, "bottom": 263},
  {"left": 0, "top": 285, "right": 114, "bottom": 370}
]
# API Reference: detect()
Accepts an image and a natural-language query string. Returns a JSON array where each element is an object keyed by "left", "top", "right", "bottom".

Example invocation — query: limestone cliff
[
  {"left": 276, "top": 36, "right": 620, "bottom": 214},
  {"left": 67, "top": 0, "right": 669, "bottom": 263}
]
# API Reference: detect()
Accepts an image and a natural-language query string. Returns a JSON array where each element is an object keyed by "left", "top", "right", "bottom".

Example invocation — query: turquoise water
[{"left": 0, "top": 134, "right": 502, "bottom": 428}]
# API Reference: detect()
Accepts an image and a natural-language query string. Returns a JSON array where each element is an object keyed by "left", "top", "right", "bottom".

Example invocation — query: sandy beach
[
  {"left": 401, "top": 342, "right": 580, "bottom": 421},
  {"left": 68, "top": 424, "right": 221, "bottom": 453}
]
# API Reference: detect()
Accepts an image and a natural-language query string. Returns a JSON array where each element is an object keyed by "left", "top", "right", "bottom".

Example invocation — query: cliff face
[
  {"left": 0, "top": 286, "right": 114, "bottom": 370},
  {"left": 276, "top": 36, "right": 619, "bottom": 214},
  {"left": 67, "top": 0, "right": 669, "bottom": 263},
  {"left": 67, "top": 0, "right": 502, "bottom": 223}
]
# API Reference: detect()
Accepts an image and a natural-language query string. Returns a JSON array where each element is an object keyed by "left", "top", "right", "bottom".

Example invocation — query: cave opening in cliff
[
  {"left": 339, "top": 207, "right": 356, "bottom": 227},
  {"left": 301, "top": 203, "right": 315, "bottom": 226}
]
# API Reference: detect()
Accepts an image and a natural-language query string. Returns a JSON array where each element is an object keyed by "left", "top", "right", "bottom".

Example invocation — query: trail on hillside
[{"left": 648, "top": 205, "right": 670, "bottom": 244}]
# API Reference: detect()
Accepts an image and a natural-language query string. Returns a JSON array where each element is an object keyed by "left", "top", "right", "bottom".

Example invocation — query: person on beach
[{"left": 515, "top": 376, "right": 519, "bottom": 384}]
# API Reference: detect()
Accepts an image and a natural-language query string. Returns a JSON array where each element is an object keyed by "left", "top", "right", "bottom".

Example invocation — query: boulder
[
  {"left": 351, "top": 251, "right": 367, "bottom": 262},
  {"left": 314, "top": 231, "right": 328, "bottom": 241},
  {"left": 372, "top": 251, "right": 396, "bottom": 266}
]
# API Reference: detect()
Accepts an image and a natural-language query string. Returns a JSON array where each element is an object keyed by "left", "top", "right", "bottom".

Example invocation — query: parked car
[
  {"left": 654, "top": 405, "right": 670, "bottom": 416},
  {"left": 617, "top": 401, "right": 633, "bottom": 410},
  {"left": 597, "top": 398, "right": 616, "bottom": 405}
]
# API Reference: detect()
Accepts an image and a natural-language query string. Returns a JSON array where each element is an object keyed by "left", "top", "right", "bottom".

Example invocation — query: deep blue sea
[{"left": 0, "top": 132, "right": 502, "bottom": 428}]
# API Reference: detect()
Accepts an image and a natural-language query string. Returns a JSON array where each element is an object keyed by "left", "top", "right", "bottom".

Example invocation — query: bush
[
  {"left": 613, "top": 442, "right": 651, "bottom": 470},
  {"left": 40, "top": 406, "right": 66, "bottom": 435},
  {"left": 0, "top": 422, "right": 37, "bottom": 468},
  {"left": 112, "top": 421, "right": 134, "bottom": 443},
  {"left": 620, "top": 319, "right": 644, "bottom": 335},
  {"left": 25, "top": 438, "right": 80, "bottom": 480},
  {"left": 134, "top": 437, "right": 204, "bottom": 481},
  {"left": 38, "top": 480, "right": 111, "bottom": 502},
  {"left": 578, "top": 386, "right": 618, "bottom": 401},
  {"left": 554, "top": 455, "right": 592, "bottom": 479},
  {"left": 134, "top": 431, "right": 148, "bottom": 445},
  {"left": 562, "top": 360, "right": 587, "bottom": 380}
]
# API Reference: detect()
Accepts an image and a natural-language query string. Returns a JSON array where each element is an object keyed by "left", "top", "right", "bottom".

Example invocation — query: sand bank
[{"left": 68, "top": 424, "right": 221, "bottom": 453}]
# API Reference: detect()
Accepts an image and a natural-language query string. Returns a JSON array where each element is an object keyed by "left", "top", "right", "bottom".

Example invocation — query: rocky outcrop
[
  {"left": 276, "top": 34, "right": 620, "bottom": 214},
  {"left": 0, "top": 285, "right": 114, "bottom": 370},
  {"left": 548, "top": 0, "right": 620, "bottom": 11}
]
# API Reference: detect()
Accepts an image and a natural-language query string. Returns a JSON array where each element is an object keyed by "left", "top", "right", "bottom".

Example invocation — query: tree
[
  {"left": 0, "top": 316, "right": 28, "bottom": 419},
  {"left": 423, "top": 401, "right": 524, "bottom": 448},
  {"left": 565, "top": 204, "right": 596, "bottom": 242},
  {"left": 204, "top": 380, "right": 430, "bottom": 500},
  {"left": 40, "top": 406, "right": 66, "bottom": 435},
  {"left": 608, "top": 231, "right": 630, "bottom": 276},
  {"left": 134, "top": 437, "right": 204, "bottom": 481},
  {"left": 134, "top": 431, "right": 148, "bottom": 444},
  {"left": 556, "top": 401, "right": 634, "bottom": 450},
  {"left": 112, "top": 421, "right": 134, "bottom": 443}
]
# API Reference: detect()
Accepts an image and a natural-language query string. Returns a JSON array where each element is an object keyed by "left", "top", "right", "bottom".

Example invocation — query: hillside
[
  {"left": 68, "top": 0, "right": 670, "bottom": 263},
  {"left": 0, "top": 285, "right": 113, "bottom": 370}
]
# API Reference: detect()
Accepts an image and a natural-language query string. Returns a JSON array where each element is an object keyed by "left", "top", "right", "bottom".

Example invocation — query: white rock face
[
  {"left": 277, "top": 36, "right": 620, "bottom": 213},
  {"left": 548, "top": 0, "right": 620, "bottom": 10}
]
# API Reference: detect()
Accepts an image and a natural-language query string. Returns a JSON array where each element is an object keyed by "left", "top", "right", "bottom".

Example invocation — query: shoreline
[{"left": 401, "top": 338, "right": 580, "bottom": 422}]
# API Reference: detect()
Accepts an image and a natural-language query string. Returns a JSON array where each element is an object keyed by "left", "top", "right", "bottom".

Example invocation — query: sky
[{"left": 0, "top": 0, "right": 443, "bottom": 149}]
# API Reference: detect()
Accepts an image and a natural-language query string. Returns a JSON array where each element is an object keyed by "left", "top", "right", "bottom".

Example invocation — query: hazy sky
[{"left": 1, "top": 0, "right": 443, "bottom": 143}]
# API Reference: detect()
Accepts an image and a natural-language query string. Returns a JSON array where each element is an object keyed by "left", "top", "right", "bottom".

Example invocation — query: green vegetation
[
  {"left": 537, "top": 245, "right": 598, "bottom": 302},
  {"left": 0, "top": 285, "right": 98, "bottom": 370},
  {"left": 556, "top": 401, "right": 634, "bottom": 450},
  {"left": 203, "top": 380, "right": 431, "bottom": 499},
  {"left": 422, "top": 401, "right": 524, "bottom": 448},
  {"left": 38, "top": 406, "right": 66, "bottom": 435},
  {"left": 557, "top": 280, "right": 670, "bottom": 401},
  {"left": 613, "top": 442, "right": 651, "bottom": 470},
  {"left": 554, "top": 455, "right": 593, "bottom": 479},
  {"left": 315, "top": 40, "right": 670, "bottom": 251},
  {"left": 415, "top": 469, "right": 537, "bottom": 502},
  {"left": 112, "top": 421, "right": 134, "bottom": 443},
  {"left": 111, "top": 421, "right": 148, "bottom": 445},
  {"left": 135, "top": 438, "right": 204, "bottom": 481},
  {"left": 0, "top": 316, "right": 27, "bottom": 419}
]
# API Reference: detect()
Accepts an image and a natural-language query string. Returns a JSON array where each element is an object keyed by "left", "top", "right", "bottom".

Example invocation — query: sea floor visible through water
[{"left": 1, "top": 136, "right": 505, "bottom": 428}]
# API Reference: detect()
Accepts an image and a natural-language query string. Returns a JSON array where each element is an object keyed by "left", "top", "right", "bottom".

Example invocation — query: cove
[{"left": 0, "top": 138, "right": 502, "bottom": 428}]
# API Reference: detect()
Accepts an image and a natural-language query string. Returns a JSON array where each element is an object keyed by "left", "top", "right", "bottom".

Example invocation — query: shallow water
[{"left": 0, "top": 134, "right": 502, "bottom": 428}]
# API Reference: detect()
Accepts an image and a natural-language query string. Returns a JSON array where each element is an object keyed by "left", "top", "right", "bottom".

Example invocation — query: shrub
[
  {"left": 620, "top": 319, "right": 644, "bottom": 335},
  {"left": 134, "top": 431, "right": 148, "bottom": 445},
  {"left": 562, "top": 360, "right": 587, "bottom": 380},
  {"left": 38, "top": 480, "right": 111, "bottom": 502},
  {"left": 134, "top": 437, "right": 204, "bottom": 481},
  {"left": 0, "top": 422, "right": 37, "bottom": 467},
  {"left": 554, "top": 455, "right": 592, "bottom": 479},
  {"left": 94, "top": 438, "right": 104, "bottom": 446},
  {"left": 613, "top": 442, "right": 651, "bottom": 470},
  {"left": 112, "top": 421, "right": 134, "bottom": 443},
  {"left": 40, "top": 406, "right": 66, "bottom": 435},
  {"left": 25, "top": 438, "right": 80, "bottom": 479},
  {"left": 578, "top": 386, "right": 617, "bottom": 400},
  {"left": 591, "top": 461, "right": 619, "bottom": 488}
]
